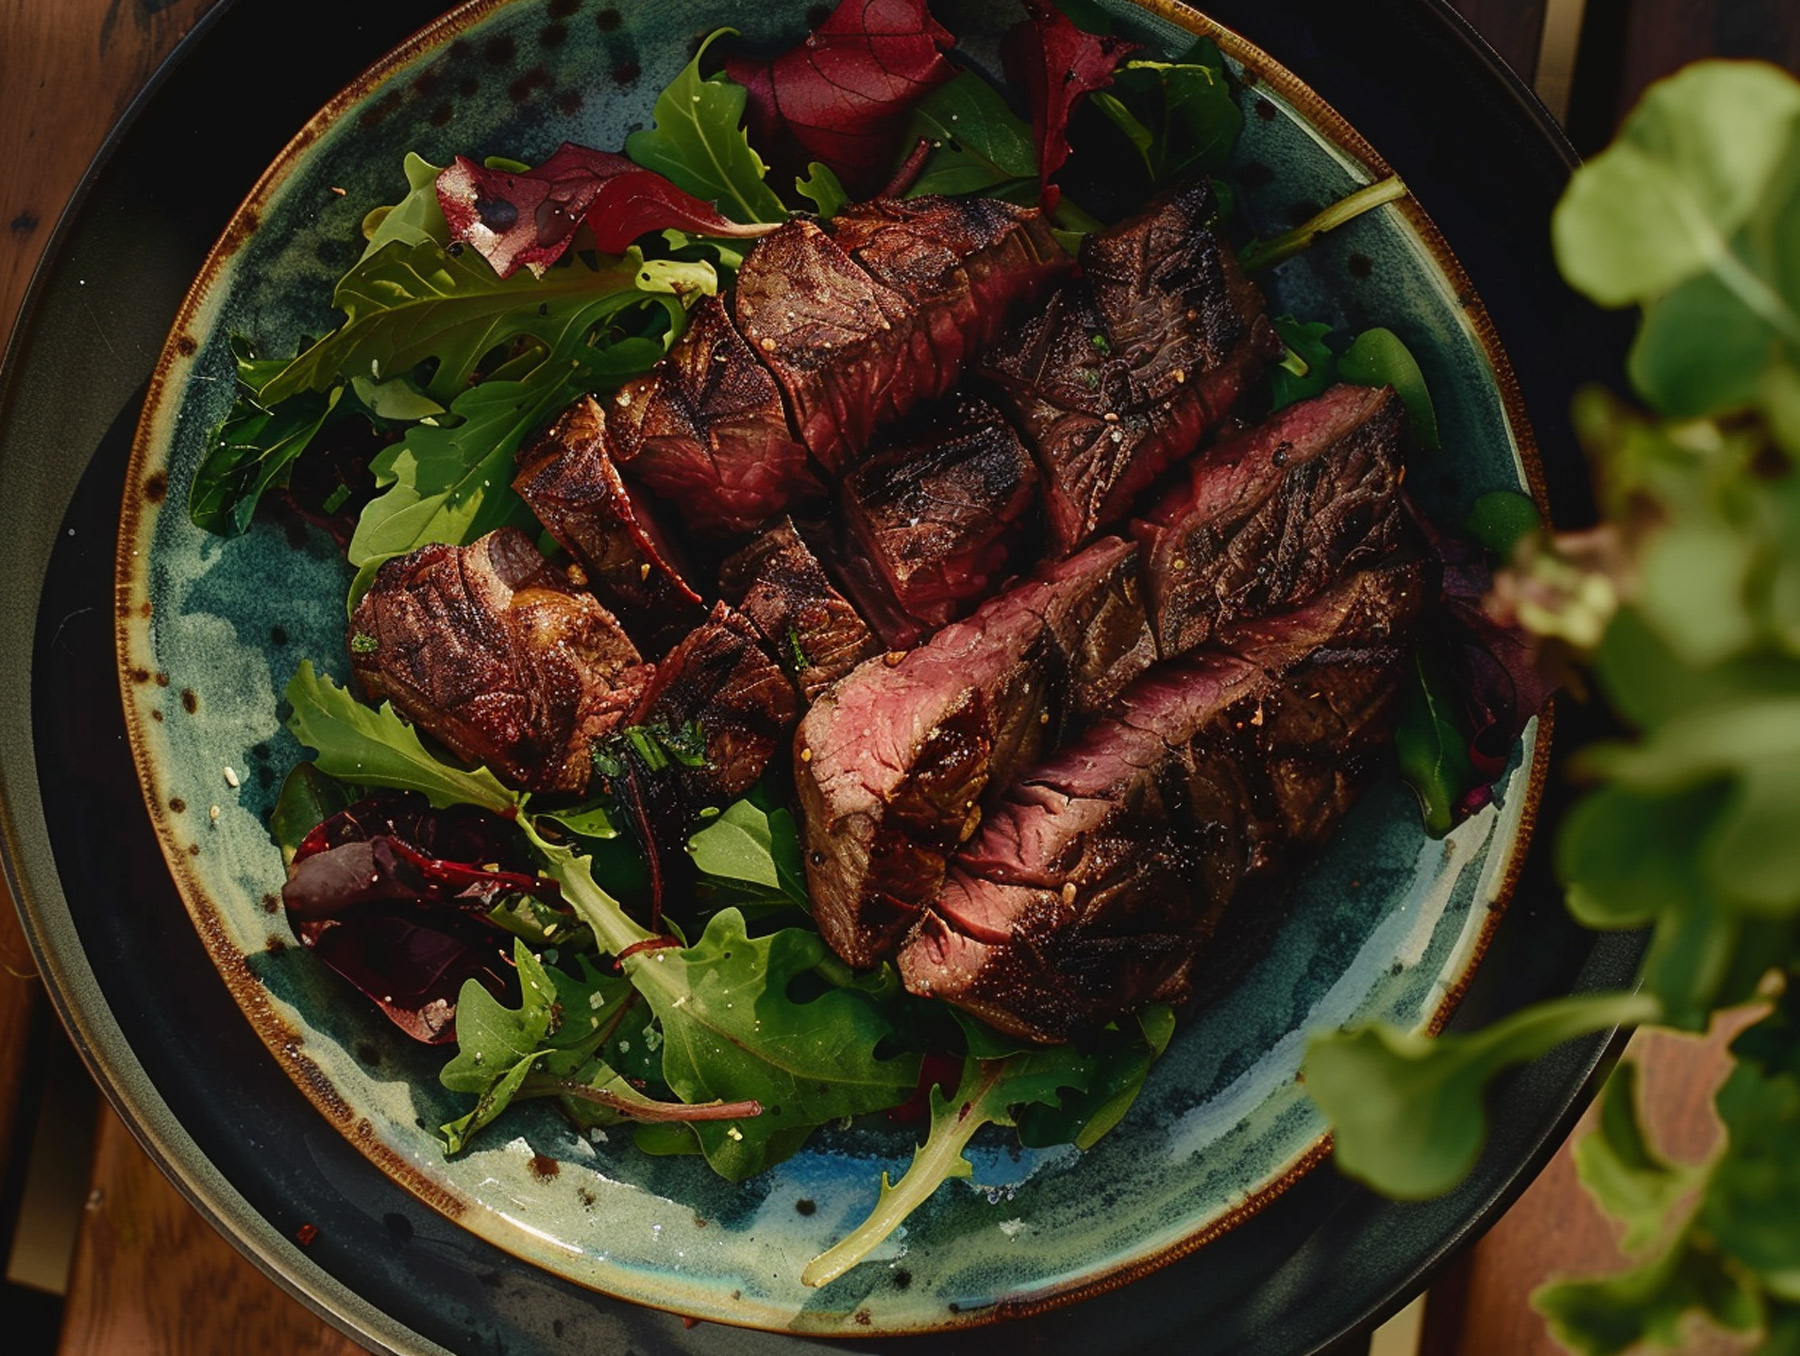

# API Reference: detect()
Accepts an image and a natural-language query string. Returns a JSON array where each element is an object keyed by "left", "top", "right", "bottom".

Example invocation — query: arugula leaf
[
  {"left": 900, "top": 70, "right": 1038, "bottom": 200},
  {"left": 543, "top": 853, "right": 919, "bottom": 1181},
  {"left": 285, "top": 660, "right": 519, "bottom": 814},
  {"left": 626, "top": 31, "right": 790, "bottom": 226},
  {"left": 795, "top": 162, "right": 849, "bottom": 220},
  {"left": 1464, "top": 490, "right": 1542, "bottom": 558},
  {"left": 1102, "top": 53, "right": 1242, "bottom": 185},
  {"left": 1302, "top": 992, "right": 1661, "bottom": 1199},
  {"left": 1016, "top": 1004, "right": 1176, "bottom": 1150},
  {"left": 344, "top": 330, "right": 667, "bottom": 599},
  {"left": 802, "top": 1047, "right": 1099, "bottom": 1287},
  {"left": 686, "top": 788, "right": 808, "bottom": 908},
  {"left": 359, "top": 151, "right": 450, "bottom": 260},
  {"left": 268, "top": 762, "right": 354, "bottom": 868},
  {"left": 264, "top": 239, "right": 689, "bottom": 409},
  {"left": 440, "top": 942, "right": 632, "bottom": 1152},
  {"left": 1338, "top": 327, "right": 1441, "bottom": 450},
  {"left": 190, "top": 376, "right": 342, "bottom": 537},
  {"left": 1395, "top": 643, "right": 1480, "bottom": 837},
  {"left": 1269, "top": 315, "right": 1334, "bottom": 408}
]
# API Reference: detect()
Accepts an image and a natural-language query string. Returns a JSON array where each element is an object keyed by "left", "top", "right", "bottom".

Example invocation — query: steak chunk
[
  {"left": 1134, "top": 383, "right": 1407, "bottom": 657},
  {"left": 718, "top": 517, "right": 881, "bottom": 704},
  {"left": 629, "top": 602, "right": 799, "bottom": 807},
  {"left": 735, "top": 202, "right": 1064, "bottom": 472},
  {"left": 984, "top": 179, "right": 1277, "bottom": 554},
  {"left": 512, "top": 396, "right": 705, "bottom": 647},
  {"left": 349, "top": 529, "right": 651, "bottom": 795},
  {"left": 898, "top": 554, "right": 1431, "bottom": 1041},
  {"left": 796, "top": 538, "right": 1155, "bottom": 968},
  {"left": 607, "top": 296, "right": 820, "bottom": 536},
  {"left": 837, "top": 396, "right": 1040, "bottom": 648}
]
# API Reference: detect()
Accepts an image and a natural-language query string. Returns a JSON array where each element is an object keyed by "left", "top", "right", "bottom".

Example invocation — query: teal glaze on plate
[{"left": 116, "top": 0, "right": 1547, "bottom": 1335}]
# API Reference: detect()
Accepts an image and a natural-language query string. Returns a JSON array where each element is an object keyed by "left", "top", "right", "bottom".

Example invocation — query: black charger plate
[{"left": 0, "top": 2, "right": 1640, "bottom": 1352}]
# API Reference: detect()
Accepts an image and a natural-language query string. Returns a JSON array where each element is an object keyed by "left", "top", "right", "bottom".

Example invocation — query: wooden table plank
[{"left": 56, "top": 1106, "right": 368, "bottom": 1356}]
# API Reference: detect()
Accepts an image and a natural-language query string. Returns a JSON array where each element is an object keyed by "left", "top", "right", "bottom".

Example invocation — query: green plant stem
[
  {"left": 1240, "top": 175, "right": 1409, "bottom": 271},
  {"left": 516, "top": 1075, "right": 761, "bottom": 1122}
]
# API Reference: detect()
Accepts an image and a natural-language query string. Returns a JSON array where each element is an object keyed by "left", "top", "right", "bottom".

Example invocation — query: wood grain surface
[{"left": 0, "top": 2, "right": 1789, "bottom": 1356}]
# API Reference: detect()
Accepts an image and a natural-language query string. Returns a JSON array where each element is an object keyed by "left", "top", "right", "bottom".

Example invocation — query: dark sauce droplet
[
  {"left": 1348, "top": 252, "right": 1375, "bottom": 278},
  {"left": 795, "top": 1198, "right": 816, "bottom": 1216},
  {"left": 529, "top": 1153, "right": 561, "bottom": 1181},
  {"left": 1255, "top": 97, "right": 1277, "bottom": 121},
  {"left": 181, "top": 689, "right": 198, "bottom": 714}
]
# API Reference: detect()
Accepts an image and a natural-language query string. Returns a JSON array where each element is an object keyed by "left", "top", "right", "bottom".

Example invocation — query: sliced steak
[
  {"left": 796, "top": 538, "right": 1155, "bottom": 968},
  {"left": 606, "top": 295, "right": 821, "bottom": 536},
  {"left": 512, "top": 396, "right": 705, "bottom": 647},
  {"left": 1135, "top": 383, "right": 1407, "bottom": 657},
  {"left": 349, "top": 529, "right": 651, "bottom": 795},
  {"left": 628, "top": 602, "right": 800, "bottom": 808},
  {"left": 898, "top": 554, "right": 1431, "bottom": 1041},
  {"left": 718, "top": 517, "right": 881, "bottom": 704},
  {"left": 836, "top": 396, "right": 1040, "bottom": 648},
  {"left": 735, "top": 203, "right": 1065, "bottom": 472},
  {"left": 984, "top": 179, "right": 1277, "bottom": 554},
  {"left": 829, "top": 195, "right": 1066, "bottom": 412}
]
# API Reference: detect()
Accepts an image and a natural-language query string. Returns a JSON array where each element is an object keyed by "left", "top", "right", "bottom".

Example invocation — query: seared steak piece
[
  {"left": 829, "top": 195, "right": 1066, "bottom": 411},
  {"left": 735, "top": 202, "right": 1064, "bottom": 472},
  {"left": 628, "top": 603, "right": 800, "bottom": 807},
  {"left": 607, "top": 296, "right": 820, "bottom": 536},
  {"left": 349, "top": 529, "right": 651, "bottom": 795},
  {"left": 718, "top": 517, "right": 881, "bottom": 704},
  {"left": 512, "top": 396, "right": 705, "bottom": 646},
  {"left": 1135, "top": 384, "right": 1407, "bottom": 657},
  {"left": 898, "top": 555, "right": 1432, "bottom": 1041},
  {"left": 796, "top": 538, "right": 1155, "bottom": 968},
  {"left": 837, "top": 397, "right": 1040, "bottom": 648},
  {"left": 984, "top": 179, "right": 1277, "bottom": 554}
]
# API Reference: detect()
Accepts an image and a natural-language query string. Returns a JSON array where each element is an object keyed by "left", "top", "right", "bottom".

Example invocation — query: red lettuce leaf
[
  {"left": 437, "top": 143, "right": 773, "bottom": 279},
  {"left": 1002, "top": 0, "right": 1137, "bottom": 211},
  {"left": 284, "top": 792, "right": 563, "bottom": 1044},
  {"left": 726, "top": 0, "right": 956, "bottom": 196}
]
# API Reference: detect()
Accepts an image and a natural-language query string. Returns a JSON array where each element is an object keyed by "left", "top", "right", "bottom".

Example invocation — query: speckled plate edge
[{"left": 111, "top": 0, "right": 1552, "bottom": 1335}]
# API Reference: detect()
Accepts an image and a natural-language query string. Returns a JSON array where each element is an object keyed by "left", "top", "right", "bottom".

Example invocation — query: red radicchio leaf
[
  {"left": 1002, "top": 0, "right": 1138, "bottom": 211},
  {"left": 437, "top": 143, "right": 772, "bottom": 279},
  {"left": 296, "top": 912, "right": 512, "bottom": 1044},
  {"left": 726, "top": 0, "right": 956, "bottom": 197}
]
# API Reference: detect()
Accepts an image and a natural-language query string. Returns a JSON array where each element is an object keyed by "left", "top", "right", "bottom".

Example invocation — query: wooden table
[{"left": 1, "top": 2, "right": 1794, "bottom": 1353}]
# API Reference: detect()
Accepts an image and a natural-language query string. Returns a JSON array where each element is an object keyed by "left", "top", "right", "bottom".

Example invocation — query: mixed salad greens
[{"left": 194, "top": 0, "right": 1532, "bottom": 1283}]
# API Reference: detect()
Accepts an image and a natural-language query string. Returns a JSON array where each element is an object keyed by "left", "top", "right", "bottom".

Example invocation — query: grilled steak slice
[
  {"left": 628, "top": 602, "right": 799, "bottom": 807},
  {"left": 796, "top": 538, "right": 1155, "bottom": 968},
  {"left": 512, "top": 396, "right": 705, "bottom": 647},
  {"left": 829, "top": 195, "right": 1066, "bottom": 410},
  {"left": 984, "top": 179, "right": 1277, "bottom": 554},
  {"left": 607, "top": 295, "right": 820, "bottom": 536},
  {"left": 898, "top": 555, "right": 1431, "bottom": 1041},
  {"left": 1135, "top": 383, "right": 1407, "bottom": 657},
  {"left": 837, "top": 396, "right": 1040, "bottom": 648},
  {"left": 718, "top": 517, "right": 881, "bottom": 704},
  {"left": 350, "top": 529, "right": 651, "bottom": 795},
  {"left": 735, "top": 203, "right": 1065, "bottom": 472}
]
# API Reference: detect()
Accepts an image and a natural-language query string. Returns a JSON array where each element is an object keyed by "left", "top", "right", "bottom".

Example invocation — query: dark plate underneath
[{"left": 1, "top": 1, "right": 1640, "bottom": 1353}]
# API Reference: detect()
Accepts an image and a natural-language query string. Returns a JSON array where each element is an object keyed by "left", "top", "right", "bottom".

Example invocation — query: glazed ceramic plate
[
  {"left": 4, "top": 0, "right": 1642, "bottom": 1352},
  {"left": 113, "top": 0, "right": 1546, "bottom": 1335}
]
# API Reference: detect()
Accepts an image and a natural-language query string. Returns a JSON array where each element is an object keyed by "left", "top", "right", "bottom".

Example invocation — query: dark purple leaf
[
  {"left": 1002, "top": 0, "right": 1138, "bottom": 210},
  {"left": 726, "top": 0, "right": 956, "bottom": 196},
  {"left": 437, "top": 143, "right": 771, "bottom": 279},
  {"left": 283, "top": 792, "right": 562, "bottom": 1044}
]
